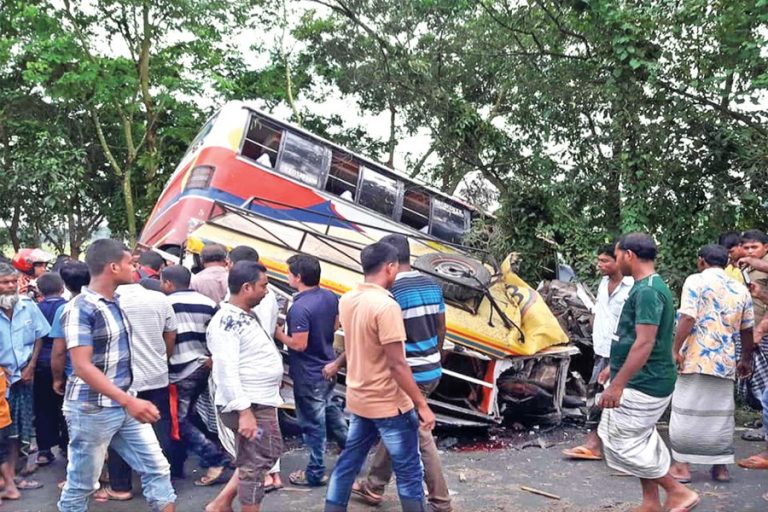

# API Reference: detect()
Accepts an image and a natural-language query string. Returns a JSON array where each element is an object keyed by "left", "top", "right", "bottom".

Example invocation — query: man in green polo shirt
[{"left": 597, "top": 233, "right": 699, "bottom": 512}]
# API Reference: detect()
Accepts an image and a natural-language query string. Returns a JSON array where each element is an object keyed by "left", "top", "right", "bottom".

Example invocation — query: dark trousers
[
  {"left": 108, "top": 386, "right": 172, "bottom": 492},
  {"left": 33, "top": 364, "right": 67, "bottom": 453}
]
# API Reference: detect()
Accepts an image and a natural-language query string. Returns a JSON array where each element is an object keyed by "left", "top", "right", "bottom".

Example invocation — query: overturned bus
[{"left": 139, "top": 101, "right": 578, "bottom": 427}]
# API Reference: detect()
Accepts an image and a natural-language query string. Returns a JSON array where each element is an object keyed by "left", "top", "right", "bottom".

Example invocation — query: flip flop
[
  {"left": 93, "top": 486, "right": 133, "bottom": 502},
  {"left": 561, "top": 446, "right": 603, "bottom": 460},
  {"left": 667, "top": 495, "right": 700, "bottom": 512},
  {"left": 668, "top": 471, "right": 692, "bottom": 484},
  {"left": 16, "top": 479, "right": 43, "bottom": 491},
  {"left": 737, "top": 455, "right": 768, "bottom": 469},
  {"left": 194, "top": 466, "right": 227, "bottom": 486},
  {"left": 740, "top": 430, "right": 765, "bottom": 442},
  {"left": 351, "top": 481, "right": 384, "bottom": 506},
  {"left": 288, "top": 470, "right": 328, "bottom": 487}
]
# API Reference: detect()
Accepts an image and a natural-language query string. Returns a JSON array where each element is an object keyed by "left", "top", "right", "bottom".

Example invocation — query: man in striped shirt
[
  {"left": 160, "top": 265, "right": 229, "bottom": 483},
  {"left": 352, "top": 234, "right": 452, "bottom": 512},
  {"left": 58, "top": 239, "right": 175, "bottom": 512}
]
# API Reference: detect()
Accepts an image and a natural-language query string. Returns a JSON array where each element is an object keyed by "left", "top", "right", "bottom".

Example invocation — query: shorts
[{"left": 220, "top": 405, "right": 283, "bottom": 505}]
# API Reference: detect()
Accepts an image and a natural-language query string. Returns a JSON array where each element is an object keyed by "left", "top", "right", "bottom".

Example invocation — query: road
[{"left": 2, "top": 426, "right": 767, "bottom": 511}]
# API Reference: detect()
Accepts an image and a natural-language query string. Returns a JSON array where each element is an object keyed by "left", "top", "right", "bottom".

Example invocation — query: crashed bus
[{"left": 138, "top": 101, "right": 578, "bottom": 427}]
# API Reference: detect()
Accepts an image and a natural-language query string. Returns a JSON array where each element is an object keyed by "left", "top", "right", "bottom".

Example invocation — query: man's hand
[
  {"left": 739, "top": 256, "right": 761, "bottom": 269},
  {"left": 53, "top": 378, "right": 66, "bottom": 396},
  {"left": 597, "top": 366, "right": 611, "bottom": 386},
  {"left": 20, "top": 364, "right": 34, "bottom": 384},
  {"left": 322, "top": 361, "right": 339, "bottom": 380},
  {"left": 598, "top": 383, "right": 624, "bottom": 409},
  {"left": 125, "top": 397, "right": 161, "bottom": 423},
  {"left": 737, "top": 359, "right": 753, "bottom": 379},
  {"left": 416, "top": 402, "right": 436, "bottom": 431},
  {"left": 203, "top": 357, "right": 213, "bottom": 370},
  {"left": 674, "top": 352, "right": 685, "bottom": 370},
  {"left": 238, "top": 408, "right": 259, "bottom": 440}
]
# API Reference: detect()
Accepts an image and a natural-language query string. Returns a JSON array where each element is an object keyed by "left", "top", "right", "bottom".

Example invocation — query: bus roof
[{"left": 232, "top": 101, "right": 489, "bottom": 218}]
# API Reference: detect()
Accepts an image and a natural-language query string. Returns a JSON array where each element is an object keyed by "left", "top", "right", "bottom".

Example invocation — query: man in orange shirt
[{"left": 324, "top": 242, "right": 436, "bottom": 512}]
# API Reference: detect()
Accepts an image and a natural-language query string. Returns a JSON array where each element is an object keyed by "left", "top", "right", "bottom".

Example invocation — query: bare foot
[
  {"left": 669, "top": 462, "right": 691, "bottom": 482},
  {"left": 204, "top": 502, "right": 234, "bottom": 512},
  {"left": 711, "top": 464, "right": 730, "bottom": 482},
  {"left": 271, "top": 472, "right": 283, "bottom": 488},
  {"left": 1, "top": 489, "right": 21, "bottom": 500},
  {"left": 629, "top": 504, "right": 662, "bottom": 512},
  {"left": 663, "top": 486, "right": 699, "bottom": 511}
]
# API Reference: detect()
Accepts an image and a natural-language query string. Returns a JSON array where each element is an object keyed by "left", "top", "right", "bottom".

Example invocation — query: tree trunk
[
  {"left": 9, "top": 204, "right": 21, "bottom": 252},
  {"left": 123, "top": 168, "right": 137, "bottom": 246},
  {"left": 386, "top": 100, "right": 396, "bottom": 168}
]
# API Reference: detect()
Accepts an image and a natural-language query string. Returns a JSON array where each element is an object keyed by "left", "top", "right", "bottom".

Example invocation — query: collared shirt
[
  {"left": 678, "top": 267, "right": 754, "bottom": 380},
  {"left": 724, "top": 264, "right": 746, "bottom": 285},
  {"left": 0, "top": 297, "right": 50, "bottom": 384},
  {"left": 116, "top": 284, "right": 177, "bottom": 392},
  {"left": 208, "top": 302, "right": 283, "bottom": 411},
  {"left": 168, "top": 289, "right": 218, "bottom": 383},
  {"left": 287, "top": 287, "right": 339, "bottom": 386},
  {"left": 592, "top": 276, "right": 634, "bottom": 358},
  {"left": 63, "top": 287, "right": 133, "bottom": 407},
  {"left": 49, "top": 302, "right": 74, "bottom": 377},
  {"left": 339, "top": 282, "right": 413, "bottom": 419},
  {"left": 191, "top": 266, "right": 229, "bottom": 304},
  {"left": 390, "top": 270, "right": 445, "bottom": 384}
]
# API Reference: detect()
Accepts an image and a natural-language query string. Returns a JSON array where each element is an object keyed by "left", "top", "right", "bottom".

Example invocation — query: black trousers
[
  {"left": 108, "top": 386, "right": 172, "bottom": 492},
  {"left": 33, "top": 364, "right": 67, "bottom": 453}
]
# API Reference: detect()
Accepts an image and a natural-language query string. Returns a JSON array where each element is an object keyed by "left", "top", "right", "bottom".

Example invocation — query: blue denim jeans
[
  {"left": 325, "top": 410, "right": 424, "bottom": 512},
  {"left": 294, "top": 379, "right": 349, "bottom": 485},
  {"left": 58, "top": 401, "right": 176, "bottom": 512}
]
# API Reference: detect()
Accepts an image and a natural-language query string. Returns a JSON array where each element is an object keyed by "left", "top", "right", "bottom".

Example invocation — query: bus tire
[{"left": 413, "top": 253, "right": 491, "bottom": 301}]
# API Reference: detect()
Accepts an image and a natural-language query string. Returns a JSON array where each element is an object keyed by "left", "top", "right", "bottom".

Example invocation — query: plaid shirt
[{"left": 62, "top": 287, "right": 133, "bottom": 407}]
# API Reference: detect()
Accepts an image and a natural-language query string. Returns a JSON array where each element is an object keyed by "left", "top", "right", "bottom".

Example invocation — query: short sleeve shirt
[
  {"left": 610, "top": 274, "right": 677, "bottom": 398},
  {"left": 748, "top": 254, "right": 768, "bottom": 323},
  {"left": 63, "top": 288, "right": 133, "bottom": 407},
  {"left": 678, "top": 268, "right": 754, "bottom": 379},
  {"left": 0, "top": 297, "right": 51, "bottom": 383},
  {"left": 339, "top": 283, "right": 413, "bottom": 418},
  {"left": 287, "top": 287, "right": 339, "bottom": 387},
  {"left": 50, "top": 303, "right": 74, "bottom": 377}
]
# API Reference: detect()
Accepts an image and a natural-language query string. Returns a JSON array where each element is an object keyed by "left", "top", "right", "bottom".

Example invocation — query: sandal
[
  {"left": 93, "top": 486, "right": 133, "bottom": 502},
  {"left": 36, "top": 451, "right": 54, "bottom": 466},
  {"left": 667, "top": 495, "right": 701, "bottom": 512},
  {"left": 741, "top": 429, "right": 765, "bottom": 442},
  {"left": 289, "top": 470, "right": 328, "bottom": 487},
  {"left": 16, "top": 479, "right": 43, "bottom": 490},
  {"left": 562, "top": 446, "right": 603, "bottom": 460},
  {"left": 351, "top": 480, "right": 384, "bottom": 505},
  {"left": 194, "top": 466, "right": 227, "bottom": 486}
]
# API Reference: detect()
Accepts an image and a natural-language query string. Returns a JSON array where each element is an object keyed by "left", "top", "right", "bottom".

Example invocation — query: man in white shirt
[
  {"left": 563, "top": 243, "right": 633, "bottom": 461},
  {"left": 207, "top": 261, "right": 284, "bottom": 512}
]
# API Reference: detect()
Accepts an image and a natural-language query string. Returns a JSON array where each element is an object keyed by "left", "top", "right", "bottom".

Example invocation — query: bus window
[
  {"left": 326, "top": 152, "right": 360, "bottom": 199},
  {"left": 276, "top": 132, "right": 331, "bottom": 188},
  {"left": 401, "top": 189, "right": 431, "bottom": 231},
  {"left": 431, "top": 199, "right": 469, "bottom": 243},
  {"left": 241, "top": 116, "right": 283, "bottom": 167},
  {"left": 357, "top": 167, "right": 401, "bottom": 218}
]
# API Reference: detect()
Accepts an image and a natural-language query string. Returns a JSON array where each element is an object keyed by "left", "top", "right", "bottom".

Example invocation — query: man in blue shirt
[
  {"left": 274, "top": 254, "right": 348, "bottom": 487},
  {"left": 57, "top": 239, "right": 176, "bottom": 512},
  {"left": 33, "top": 272, "right": 68, "bottom": 467},
  {"left": 0, "top": 262, "right": 49, "bottom": 497},
  {"left": 351, "top": 234, "right": 452, "bottom": 512}
]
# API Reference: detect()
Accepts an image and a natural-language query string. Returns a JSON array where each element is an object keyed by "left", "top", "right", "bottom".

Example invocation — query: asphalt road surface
[{"left": 2, "top": 426, "right": 766, "bottom": 511}]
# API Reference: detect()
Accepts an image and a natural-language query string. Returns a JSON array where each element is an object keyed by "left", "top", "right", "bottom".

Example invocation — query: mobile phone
[{"left": 742, "top": 269, "right": 751, "bottom": 285}]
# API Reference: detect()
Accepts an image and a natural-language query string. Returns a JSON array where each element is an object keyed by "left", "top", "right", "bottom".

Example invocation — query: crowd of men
[{"left": 1, "top": 229, "right": 768, "bottom": 511}]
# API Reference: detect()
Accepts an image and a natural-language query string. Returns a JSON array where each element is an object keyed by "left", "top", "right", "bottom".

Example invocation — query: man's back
[
  {"left": 339, "top": 283, "right": 412, "bottom": 419},
  {"left": 678, "top": 268, "right": 754, "bottom": 379},
  {"left": 167, "top": 289, "right": 217, "bottom": 383},
  {"left": 389, "top": 271, "right": 444, "bottom": 384},
  {"left": 191, "top": 266, "right": 228, "bottom": 304},
  {"left": 116, "top": 284, "right": 177, "bottom": 391}
]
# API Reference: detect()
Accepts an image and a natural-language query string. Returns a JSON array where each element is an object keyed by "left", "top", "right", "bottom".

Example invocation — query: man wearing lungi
[
  {"left": 668, "top": 244, "right": 754, "bottom": 483},
  {"left": 597, "top": 233, "right": 700, "bottom": 512}
]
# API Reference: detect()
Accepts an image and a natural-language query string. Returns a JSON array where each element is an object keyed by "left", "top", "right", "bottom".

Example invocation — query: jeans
[
  {"left": 173, "top": 365, "right": 228, "bottom": 471},
  {"left": 58, "top": 401, "right": 176, "bottom": 512},
  {"left": 294, "top": 379, "right": 348, "bottom": 484},
  {"left": 108, "top": 386, "right": 173, "bottom": 493},
  {"left": 325, "top": 410, "right": 424, "bottom": 512},
  {"left": 365, "top": 380, "right": 451, "bottom": 512},
  {"left": 33, "top": 364, "right": 67, "bottom": 453}
]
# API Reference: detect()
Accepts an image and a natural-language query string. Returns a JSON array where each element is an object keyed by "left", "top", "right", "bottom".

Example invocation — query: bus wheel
[{"left": 414, "top": 253, "right": 491, "bottom": 301}]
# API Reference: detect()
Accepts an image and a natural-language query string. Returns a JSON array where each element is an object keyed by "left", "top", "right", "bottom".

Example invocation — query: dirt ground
[{"left": 3, "top": 425, "right": 767, "bottom": 512}]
